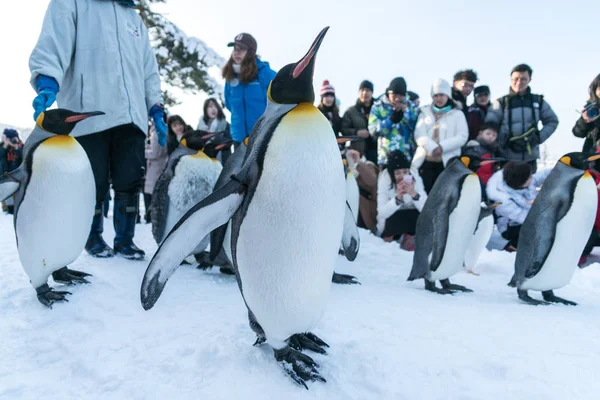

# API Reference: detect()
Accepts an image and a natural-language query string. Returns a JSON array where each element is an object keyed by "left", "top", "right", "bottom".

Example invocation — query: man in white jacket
[{"left": 29, "top": 0, "right": 167, "bottom": 260}]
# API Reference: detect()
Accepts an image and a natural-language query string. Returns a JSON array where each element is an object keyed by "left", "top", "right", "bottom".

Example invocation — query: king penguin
[
  {"left": 206, "top": 135, "right": 363, "bottom": 283},
  {"left": 139, "top": 27, "right": 360, "bottom": 389},
  {"left": 508, "top": 152, "right": 600, "bottom": 306},
  {"left": 408, "top": 156, "right": 498, "bottom": 294},
  {"left": 151, "top": 130, "right": 230, "bottom": 260},
  {"left": 0, "top": 109, "right": 103, "bottom": 307}
]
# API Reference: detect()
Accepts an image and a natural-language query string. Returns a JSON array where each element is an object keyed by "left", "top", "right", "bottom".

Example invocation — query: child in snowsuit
[
  {"left": 462, "top": 122, "right": 499, "bottom": 186},
  {"left": 486, "top": 161, "right": 551, "bottom": 250}
]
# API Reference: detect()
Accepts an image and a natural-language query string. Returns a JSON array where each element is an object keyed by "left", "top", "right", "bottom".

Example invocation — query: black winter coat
[{"left": 572, "top": 107, "right": 600, "bottom": 152}]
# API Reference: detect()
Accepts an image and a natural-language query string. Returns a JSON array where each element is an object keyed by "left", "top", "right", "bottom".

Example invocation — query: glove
[
  {"left": 149, "top": 104, "right": 168, "bottom": 147},
  {"left": 32, "top": 75, "right": 59, "bottom": 121},
  {"left": 389, "top": 108, "right": 405, "bottom": 124}
]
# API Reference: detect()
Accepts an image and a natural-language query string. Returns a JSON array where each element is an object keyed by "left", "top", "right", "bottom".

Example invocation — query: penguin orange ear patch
[
  {"left": 460, "top": 156, "right": 470, "bottom": 168},
  {"left": 560, "top": 156, "right": 572, "bottom": 167}
]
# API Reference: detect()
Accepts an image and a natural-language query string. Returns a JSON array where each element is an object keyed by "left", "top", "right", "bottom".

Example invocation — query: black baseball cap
[{"left": 228, "top": 33, "right": 257, "bottom": 54}]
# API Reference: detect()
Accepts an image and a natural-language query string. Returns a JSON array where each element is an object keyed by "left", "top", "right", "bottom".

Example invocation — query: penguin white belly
[
  {"left": 345, "top": 171, "right": 359, "bottom": 223},
  {"left": 237, "top": 106, "right": 345, "bottom": 346},
  {"left": 429, "top": 174, "right": 481, "bottom": 281},
  {"left": 16, "top": 136, "right": 94, "bottom": 288},
  {"left": 521, "top": 177, "right": 597, "bottom": 291},
  {"left": 464, "top": 214, "right": 494, "bottom": 271},
  {"left": 163, "top": 156, "right": 221, "bottom": 251}
]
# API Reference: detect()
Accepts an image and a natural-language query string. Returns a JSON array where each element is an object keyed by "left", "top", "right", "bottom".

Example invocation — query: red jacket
[{"left": 589, "top": 168, "right": 600, "bottom": 233}]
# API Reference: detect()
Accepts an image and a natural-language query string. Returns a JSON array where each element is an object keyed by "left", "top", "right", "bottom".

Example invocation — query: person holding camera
[
  {"left": 0, "top": 129, "right": 24, "bottom": 215},
  {"left": 485, "top": 64, "right": 558, "bottom": 172},
  {"left": 376, "top": 150, "right": 427, "bottom": 251},
  {"left": 368, "top": 77, "right": 419, "bottom": 167},
  {"left": 572, "top": 73, "right": 600, "bottom": 152}
]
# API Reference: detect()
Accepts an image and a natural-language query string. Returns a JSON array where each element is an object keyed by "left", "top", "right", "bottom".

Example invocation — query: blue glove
[
  {"left": 32, "top": 75, "right": 59, "bottom": 121},
  {"left": 149, "top": 104, "right": 167, "bottom": 147}
]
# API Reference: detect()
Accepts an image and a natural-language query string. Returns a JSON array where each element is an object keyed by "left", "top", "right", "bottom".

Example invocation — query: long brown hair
[
  {"left": 222, "top": 53, "right": 258, "bottom": 84},
  {"left": 589, "top": 73, "right": 600, "bottom": 102}
]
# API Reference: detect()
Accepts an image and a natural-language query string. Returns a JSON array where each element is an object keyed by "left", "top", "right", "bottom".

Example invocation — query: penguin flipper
[
  {"left": 150, "top": 171, "right": 173, "bottom": 244},
  {"left": 0, "top": 170, "right": 22, "bottom": 201},
  {"left": 341, "top": 201, "right": 360, "bottom": 261},
  {"left": 140, "top": 178, "right": 247, "bottom": 310}
]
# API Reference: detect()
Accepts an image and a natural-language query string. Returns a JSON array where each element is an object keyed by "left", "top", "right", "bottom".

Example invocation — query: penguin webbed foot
[
  {"left": 440, "top": 279, "right": 473, "bottom": 293},
  {"left": 253, "top": 334, "right": 267, "bottom": 347},
  {"left": 51, "top": 267, "right": 92, "bottom": 285},
  {"left": 194, "top": 252, "right": 213, "bottom": 270},
  {"left": 424, "top": 280, "right": 454, "bottom": 295},
  {"left": 36, "top": 283, "right": 71, "bottom": 308},
  {"left": 288, "top": 332, "right": 329, "bottom": 355},
  {"left": 542, "top": 290, "right": 577, "bottom": 306},
  {"left": 517, "top": 289, "right": 550, "bottom": 306},
  {"left": 332, "top": 272, "right": 361, "bottom": 285},
  {"left": 274, "top": 346, "right": 326, "bottom": 390}
]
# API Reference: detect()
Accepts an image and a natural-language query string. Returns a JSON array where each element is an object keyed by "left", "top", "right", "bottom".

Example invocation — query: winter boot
[
  {"left": 6, "top": 205, "right": 14, "bottom": 215},
  {"left": 85, "top": 205, "right": 115, "bottom": 258},
  {"left": 113, "top": 192, "right": 145, "bottom": 260}
]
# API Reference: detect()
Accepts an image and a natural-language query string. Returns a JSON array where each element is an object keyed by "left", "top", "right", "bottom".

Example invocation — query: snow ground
[{"left": 1, "top": 209, "right": 600, "bottom": 400}]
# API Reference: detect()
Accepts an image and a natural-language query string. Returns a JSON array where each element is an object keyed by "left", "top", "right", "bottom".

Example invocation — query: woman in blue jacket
[{"left": 222, "top": 33, "right": 276, "bottom": 144}]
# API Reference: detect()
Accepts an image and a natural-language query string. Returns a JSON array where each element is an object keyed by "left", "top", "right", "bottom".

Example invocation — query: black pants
[
  {"left": 583, "top": 229, "right": 600, "bottom": 257},
  {"left": 419, "top": 160, "right": 445, "bottom": 194},
  {"left": 381, "top": 209, "right": 420, "bottom": 238},
  {"left": 502, "top": 225, "right": 522, "bottom": 248},
  {"left": 76, "top": 124, "right": 146, "bottom": 205}
]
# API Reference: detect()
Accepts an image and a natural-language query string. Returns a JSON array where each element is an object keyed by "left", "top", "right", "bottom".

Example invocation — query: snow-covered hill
[{"left": 1, "top": 208, "right": 599, "bottom": 399}]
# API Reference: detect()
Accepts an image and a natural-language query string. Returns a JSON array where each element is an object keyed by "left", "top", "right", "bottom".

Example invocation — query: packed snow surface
[{"left": 1, "top": 210, "right": 599, "bottom": 399}]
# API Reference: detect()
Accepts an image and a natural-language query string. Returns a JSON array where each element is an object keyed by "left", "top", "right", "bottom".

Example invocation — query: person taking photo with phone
[
  {"left": 573, "top": 73, "right": 600, "bottom": 152},
  {"left": 377, "top": 150, "right": 427, "bottom": 251}
]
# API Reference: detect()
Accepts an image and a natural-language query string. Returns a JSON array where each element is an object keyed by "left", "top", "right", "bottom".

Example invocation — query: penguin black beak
[
  {"left": 479, "top": 157, "right": 505, "bottom": 166},
  {"left": 336, "top": 136, "right": 364, "bottom": 144},
  {"left": 587, "top": 154, "right": 600, "bottom": 162},
  {"left": 292, "top": 27, "right": 329, "bottom": 79},
  {"left": 215, "top": 140, "right": 233, "bottom": 151},
  {"left": 200, "top": 133, "right": 217, "bottom": 141},
  {"left": 64, "top": 111, "right": 105, "bottom": 123}
]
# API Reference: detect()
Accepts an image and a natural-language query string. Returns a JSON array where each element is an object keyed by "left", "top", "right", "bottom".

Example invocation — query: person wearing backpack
[{"left": 485, "top": 64, "right": 558, "bottom": 172}]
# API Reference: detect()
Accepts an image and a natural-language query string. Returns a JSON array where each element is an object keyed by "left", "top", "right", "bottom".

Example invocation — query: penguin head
[
  {"left": 180, "top": 130, "right": 216, "bottom": 151},
  {"left": 459, "top": 155, "right": 504, "bottom": 172},
  {"left": 268, "top": 27, "right": 329, "bottom": 105},
  {"left": 36, "top": 109, "right": 105, "bottom": 135},
  {"left": 202, "top": 134, "right": 233, "bottom": 159},
  {"left": 559, "top": 152, "right": 600, "bottom": 170}
]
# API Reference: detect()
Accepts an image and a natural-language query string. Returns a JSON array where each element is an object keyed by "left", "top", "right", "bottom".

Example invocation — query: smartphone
[{"left": 403, "top": 175, "right": 413, "bottom": 185}]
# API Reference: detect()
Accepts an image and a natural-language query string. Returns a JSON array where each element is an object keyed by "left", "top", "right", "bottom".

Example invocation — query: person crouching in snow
[
  {"left": 486, "top": 161, "right": 551, "bottom": 251},
  {"left": 345, "top": 149, "right": 380, "bottom": 234},
  {"left": 377, "top": 150, "right": 427, "bottom": 251},
  {"left": 0, "top": 129, "right": 24, "bottom": 215},
  {"left": 462, "top": 122, "right": 500, "bottom": 196}
]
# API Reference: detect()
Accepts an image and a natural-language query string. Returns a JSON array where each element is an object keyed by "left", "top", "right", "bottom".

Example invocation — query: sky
[{"left": 1, "top": 0, "right": 599, "bottom": 160}]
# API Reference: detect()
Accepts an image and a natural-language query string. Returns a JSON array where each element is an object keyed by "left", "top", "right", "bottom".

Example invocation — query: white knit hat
[{"left": 430, "top": 78, "right": 452, "bottom": 98}]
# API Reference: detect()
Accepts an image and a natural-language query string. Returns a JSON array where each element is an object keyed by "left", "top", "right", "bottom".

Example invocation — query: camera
[
  {"left": 9, "top": 137, "right": 19, "bottom": 145},
  {"left": 584, "top": 101, "right": 600, "bottom": 119}
]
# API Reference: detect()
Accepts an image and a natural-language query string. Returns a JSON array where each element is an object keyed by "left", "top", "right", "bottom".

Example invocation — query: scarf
[{"left": 432, "top": 104, "right": 452, "bottom": 114}]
